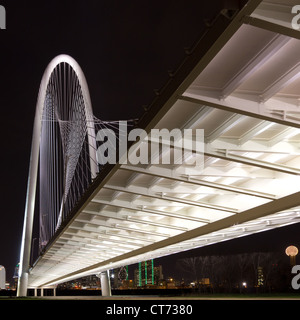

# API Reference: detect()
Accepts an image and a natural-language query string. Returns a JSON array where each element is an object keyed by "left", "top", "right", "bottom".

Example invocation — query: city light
[
  {"left": 285, "top": 245, "right": 298, "bottom": 257},
  {"left": 285, "top": 245, "right": 298, "bottom": 266}
]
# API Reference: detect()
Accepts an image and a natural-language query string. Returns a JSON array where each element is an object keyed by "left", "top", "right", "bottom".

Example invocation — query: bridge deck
[{"left": 28, "top": 0, "right": 300, "bottom": 288}]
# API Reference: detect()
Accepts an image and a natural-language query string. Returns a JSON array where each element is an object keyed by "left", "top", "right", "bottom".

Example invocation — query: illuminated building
[
  {"left": 139, "top": 260, "right": 154, "bottom": 286},
  {"left": 0, "top": 266, "right": 6, "bottom": 289},
  {"left": 110, "top": 266, "right": 128, "bottom": 288},
  {"left": 134, "top": 261, "right": 163, "bottom": 287},
  {"left": 257, "top": 266, "right": 264, "bottom": 287},
  {"left": 154, "top": 265, "right": 163, "bottom": 285}
]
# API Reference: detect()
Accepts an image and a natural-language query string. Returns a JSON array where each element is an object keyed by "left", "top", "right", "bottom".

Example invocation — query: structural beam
[
  {"left": 221, "top": 34, "right": 291, "bottom": 97},
  {"left": 79, "top": 210, "right": 189, "bottom": 232},
  {"left": 180, "top": 94, "right": 300, "bottom": 128},
  {"left": 90, "top": 197, "right": 210, "bottom": 223},
  {"left": 120, "top": 164, "right": 276, "bottom": 199},
  {"left": 103, "top": 184, "right": 239, "bottom": 213},
  {"left": 205, "top": 145, "right": 300, "bottom": 175},
  {"left": 147, "top": 133, "right": 300, "bottom": 175},
  {"left": 206, "top": 114, "right": 245, "bottom": 143}
]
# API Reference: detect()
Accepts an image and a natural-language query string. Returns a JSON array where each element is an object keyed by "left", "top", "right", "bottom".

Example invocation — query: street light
[{"left": 285, "top": 245, "right": 298, "bottom": 266}]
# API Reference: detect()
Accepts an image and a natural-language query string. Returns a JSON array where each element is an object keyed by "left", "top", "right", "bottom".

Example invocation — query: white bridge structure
[{"left": 18, "top": 0, "right": 300, "bottom": 296}]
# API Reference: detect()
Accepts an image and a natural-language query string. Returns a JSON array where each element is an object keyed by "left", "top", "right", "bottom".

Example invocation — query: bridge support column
[
  {"left": 17, "top": 272, "right": 29, "bottom": 297},
  {"left": 100, "top": 271, "right": 111, "bottom": 297}
]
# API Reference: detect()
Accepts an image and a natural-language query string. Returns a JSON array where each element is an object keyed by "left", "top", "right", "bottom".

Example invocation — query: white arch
[{"left": 17, "top": 55, "right": 97, "bottom": 296}]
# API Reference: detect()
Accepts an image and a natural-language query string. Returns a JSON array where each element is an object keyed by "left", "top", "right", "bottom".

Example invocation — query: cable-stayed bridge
[{"left": 18, "top": 0, "right": 300, "bottom": 296}]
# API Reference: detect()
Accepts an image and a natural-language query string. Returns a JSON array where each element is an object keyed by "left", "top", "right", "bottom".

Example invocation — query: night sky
[{"left": 0, "top": 1, "right": 299, "bottom": 284}]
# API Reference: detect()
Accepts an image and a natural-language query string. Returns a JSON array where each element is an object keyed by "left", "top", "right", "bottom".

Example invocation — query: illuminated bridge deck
[{"left": 28, "top": 0, "right": 300, "bottom": 288}]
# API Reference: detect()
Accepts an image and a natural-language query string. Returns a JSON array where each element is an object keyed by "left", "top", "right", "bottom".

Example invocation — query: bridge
[{"left": 18, "top": 0, "right": 300, "bottom": 296}]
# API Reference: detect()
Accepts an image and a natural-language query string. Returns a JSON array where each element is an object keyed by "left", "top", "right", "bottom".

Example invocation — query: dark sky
[{"left": 0, "top": 0, "right": 299, "bottom": 284}]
